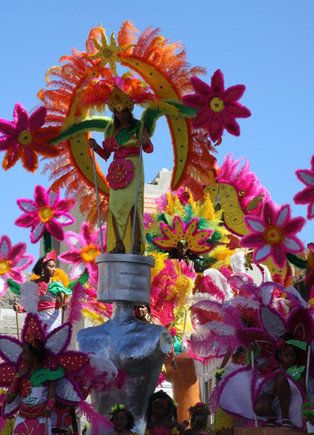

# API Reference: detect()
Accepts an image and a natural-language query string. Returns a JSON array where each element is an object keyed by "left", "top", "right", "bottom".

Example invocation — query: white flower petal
[
  {"left": 0, "top": 338, "right": 22, "bottom": 363},
  {"left": 49, "top": 190, "right": 58, "bottom": 207},
  {"left": 276, "top": 205, "right": 289, "bottom": 226},
  {"left": 71, "top": 262, "right": 85, "bottom": 278},
  {"left": 0, "top": 277, "right": 5, "bottom": 296},
  {"left": 56, "top": 377, "right": 81, "bottom": 402},
  {"left": 16, "top": 256, "right": 31, "bottom": 268},
  {"left": 31, "top": 222, "right": 45, "bottom": 241},
  {"left": 0, "top": 237, "right": 10, "bottom": 258},
  {"left": 299, "top": 170, "right": 314, "bottom": 186},
  {"left": 66, "top": 233, "right": 81, "bottom": 249},
  {"left": 309, "top": 202, "right": 314, "bottom": 219},
  {"left": 255, "top": 244, "right": 271, "bottom": 261},
  {"left": 17, "top": 200, "right": 37, "bottom": 212},
  {"left": 283, "top": 237, "right": 301, "bottom": 251},
  {"left": 246, "top": 218, "right": 265, "bottom": 232},
  {"left": 46, "top": 324, "right": 71, "bottom": 354},
  {"left": 54, "top": 214, "right": 73, "bottom": 225}
]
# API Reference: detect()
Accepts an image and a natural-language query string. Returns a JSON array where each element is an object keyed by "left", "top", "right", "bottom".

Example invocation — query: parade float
[{"left": 0, "top": 19, "right": 313, "bottom": 434}]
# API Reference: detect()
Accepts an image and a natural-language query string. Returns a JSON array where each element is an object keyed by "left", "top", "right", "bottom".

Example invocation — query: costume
[{"left": 97, "top": 118, "right": 153, "bottom": 254}]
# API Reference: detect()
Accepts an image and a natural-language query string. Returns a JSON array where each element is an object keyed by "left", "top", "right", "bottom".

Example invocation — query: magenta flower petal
[
  {"left": 191, "top": 76, "right": 213, "bottom": 97},
  {"left": 14, "top": 103, "right": 29, "bottom": 131},
  {"left": 221, "top": 114, "right": 240, "bottom": 136},
  {"left": 282, "top": 216, "right": 306, "bottom": 235},
  {"left": 263, "top": 202, "right": 276, "bottom": 225},
  {"left": 59, "top": 251, "right": 82, "bottom": 263},
  {"left": 34, "top": 185, "right": 48, "bottom": 207},
  {"left": 309, "top": 202, "right": 314, "bottom": 219},
  {"left": 207, "top": 119, "right": 223, "bottom": 142},
  {"left": 9, "top": 269, "right": 24, "bottom": 283},
  {"left": 271, "top": 245, "right": 286, "bottom": 268},
  {"left": 182, "top": 94, "right": 205, "bottom": 108},
  {"left": 296, "top": 169, "right": 314, "bottom": 187},
  {"left": 0, "top": 119, "right": 16, "bottom": 135},
  {"left": 22, "top": 146, "right": 38, "bottom": 172},
  {"left": 241, "top": 233, "right": 265, "bottom": 247},
  {"left": 47, "top": 220, "right": 64, "bottom": 241},
  {"left": 224, "top": 103, "right": 251, "bottom": 118},
  {"left": 8, "top": 242, "right": 25, "bottom": 262},
  {"left": 294, "top": 187, "right": 314, "bottom": 204},
  {"left": 81, "top": 222, "right": 93, "bottom": 245},
  {"left": 211, "top": 69, "right": 224, "bottom": 95},
  {"left": 29, "top": 106, "right": 47, "bottom": 131},
  {"left": 55, "top": 198, "right": 76, "bottom": 212},
  {"left": 15, "top": 255, "right": 33, "bottom": 269},
  {"left": 223, "top": 84, "right": 246, "bottom": 103},
  {"left": 15, "top": 213, "right": 36, "bottom": 228},
  {"left": 193, "top": 108, "right": 213, "bottom": 128}
]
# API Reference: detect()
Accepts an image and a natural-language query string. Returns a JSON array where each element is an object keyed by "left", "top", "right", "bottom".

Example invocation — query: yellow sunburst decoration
[{"left": 89, "top": 28, "right": 132, "bottom": 75}]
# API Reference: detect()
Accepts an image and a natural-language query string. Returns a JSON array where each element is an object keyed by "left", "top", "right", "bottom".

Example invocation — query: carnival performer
[
  {"left": 145, "top": 390, "right": 185, "bottom": 434},
  {"left": 15, "top": 250, "right": 72, "bottom": 332},
  {"left": 6, "top": 339, "right": 63, "bottom": 434},
  {"left": 107, "top": 403, "right": 138, "bottom": 434},
  {"left": 252, "top": 337, "right": 306, "bottom": 429},
  {"left": 184, "top": 402, "right": 212, "bottom": 434},
  {"left": 89, "top": 87, "right": 153, "bottom": 255}
]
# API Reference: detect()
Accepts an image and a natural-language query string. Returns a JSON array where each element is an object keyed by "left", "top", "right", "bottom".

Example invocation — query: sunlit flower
[
  {"left": 0, "top": 235, "right": 33, "bottom": 296},
  {"left": 15, "top": 185, "right": 75, "bottom": 243},
  {"left": 294, "top": 155, "right": 314, "bottom": 220},
  {"left": 0, "top": 103, "right": 58, "bottom": 172},
  {"left": 183, "top": 70, "right": 251, "bottom": 142},
  {"left": 241, "top": 202, "right": 305, "bottom": 268}
]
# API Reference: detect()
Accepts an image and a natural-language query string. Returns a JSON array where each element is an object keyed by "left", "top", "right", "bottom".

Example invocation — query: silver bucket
[{"left": 96, "top": 253, "right": 155, "bottom": 304}]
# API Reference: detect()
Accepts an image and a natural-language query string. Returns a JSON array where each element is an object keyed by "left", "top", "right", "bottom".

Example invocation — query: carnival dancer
[
  {"left": 6, "top": 339, "right": 63, "bottom": 434},
  {"left": 89, "top": 87, "right": 153, "bottom": 255},
  {"left": 15, "top": 250, "right": 72, "bottom": 332},
  {"left": 145, "top": 390, "right": 185, "bottom": 434},
  {"left": 107, "top": 403, "right": 138, "bottom": 434},
  {"left": 184, "top": 402, "right": 212, "bottom": 434}
]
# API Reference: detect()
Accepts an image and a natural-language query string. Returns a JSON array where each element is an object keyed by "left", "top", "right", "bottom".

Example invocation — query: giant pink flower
[
  {"left": 0, "top": 235, "right": 33, "bottom": 296},
  {"left": 294, "top": 155, "right": 314, "bottom": 220},
  {"left": 15, "top": 185, "right": 75, "bottom": 243},
  {"left": 183, "top": 70, "right": 251, "bottom": 142},
  {"left": 59, "top": 221, "right": 105, "bottom": 284},
  {"left": 0, "top": 102, "right": 58, "bottom": 172},
  {"left": 241, "top": 202, "right": 306, "bottom": 268}
]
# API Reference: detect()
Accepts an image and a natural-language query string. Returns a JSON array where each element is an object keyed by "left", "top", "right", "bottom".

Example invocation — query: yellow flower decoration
[{"left": 89, "top": 28, "right": 132, "bottom": 75}]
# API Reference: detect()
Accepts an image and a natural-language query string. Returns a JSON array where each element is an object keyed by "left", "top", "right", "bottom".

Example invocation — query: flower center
[
  {"left": 39, "top": 207, "right": 54, "bottom": 223},
  {"left": 0, "top": 260, "right": 11, "bottom": 275},
  {"left": 102, "top": 48, "right": 113, "bottom": 59},
  {"left": 210, "top": 97, "right": 224, "bottom": 112},
  {"left": 81, "top": 244, "right": 101, "bottom": 263},
  {"left": 263, "top": 226, "right": 283, "bottom": 245},
  {"left": 18, "top": 130, "right": 32, "bottom": 145}
]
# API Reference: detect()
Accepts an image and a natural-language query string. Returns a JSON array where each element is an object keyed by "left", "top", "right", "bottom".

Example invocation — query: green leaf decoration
[
  {"left": 165, "top": 100, "right": 197, "bottom": 118},
  {"left": 68, "top": 269, "right": 89, "bottom": 290},
  {"left": 141, "top": 108, "right": 162, "bottom": 136},
  {"left": 50, "top": 117, "right": 112, "bottom": 144},
  {"left": 7, "top": 278, "right": 21, "bottom": 296},
  {"left": 157, "top": 213, "right": 169, "bottom": 224},
  {"left": 286, "top": 253, "right": 307, "bottom": 269},
  {"left": 43, "top": 231, "right": 52, "bottom": 255}
]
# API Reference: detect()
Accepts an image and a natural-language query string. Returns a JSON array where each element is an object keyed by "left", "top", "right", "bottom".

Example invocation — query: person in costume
[
  {"left": 14, "top": 250, "right": 72, "bottom": 332},
  {"left": 252, "top": 337, "right": 306, "bottom": 429},
  {"left": 145, "top": 390, "right": 185, "bottom": 434},
  {"left": 89, "top": 86, "right": 153, "bottom": 255},
  {"left": 184, "top": 402, "right": 212, "bottom": 434},
  {"left": 6, "top": 339, "right": 63, "bottom": 435},
  {"left": 107, "top": 403, "right": 138, "bottom": 434}
]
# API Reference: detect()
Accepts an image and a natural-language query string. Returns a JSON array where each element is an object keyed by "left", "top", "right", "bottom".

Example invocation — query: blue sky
[{"left": 0, "top": 0, "right": 313, "bottom": 260}]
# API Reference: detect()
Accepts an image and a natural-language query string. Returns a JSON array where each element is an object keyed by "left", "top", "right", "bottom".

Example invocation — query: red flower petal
[
  {"left": 294, "top": 187, "right": 314, "bottom": 205},
  {"left": 47, "top": 219, "right": 65, "bottom": 241},
  {"left": 191, "top": 76, "right": 213, "bottom": 97},
  {"left": 15, "top": 213, "right": 36, "bottom": 228},
  {"left": 82, "top": 222, "right": 93, "bottom": 245},
  {"left": 182, "top": 94, "right": 205, "bottom": 108},
  {"left": 34, "top": 185, "right": 48, "bottom": 207},
  {"left": 31, "top": 140, "right": 59, "bottom": 157},
  {"left": 193, "top": 108, "right": 213, "bottom": 128},
  {"left": 59, "top": 250, "right": 82, "bottom": 263},
  {"left": 14, "top": 103, "right": 29, "bottom": 131},
  {"left": 21, "top": 147, "right": 38, "bottom": 172},
  {"left": 223, "top": 84, "right": 246, "bottom": 103},
  {"left": 207, "top": 118, "right": 223, "bottom": 142},
  {"left": 241, "top": 233, "right": 265, "bottom": 247},
  {"left": 211, "top": 70, "right": 224, "bottom": 95},
  {"left": 29, "top": 106, "right": 47, "bottom": 131},
  {"left": 282, "top": 216, "right": 306, "bottom": 235},
  {"left": 262, "top": 202, "right": 276, "bottom": 226},
  {"left": 9, "top": 242, "right": 25, "bottom": 262},
  {"left": 224, "top": 102, "right": 251, "bottom": 118},
  {"left": 271, "top": 244, "right": 287, "bottom": 268},
  {"left": 0, "top": 362, "right": 16, "bottom": 387},
  {"left": 0, "top": 119, "right": 16, "bottom": 136},
  {"left": 221, "top": 113, "right": 240, "bottom": 136},
  {"left": 2, "top": 148, "right": 20, "bottom": 170}
]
